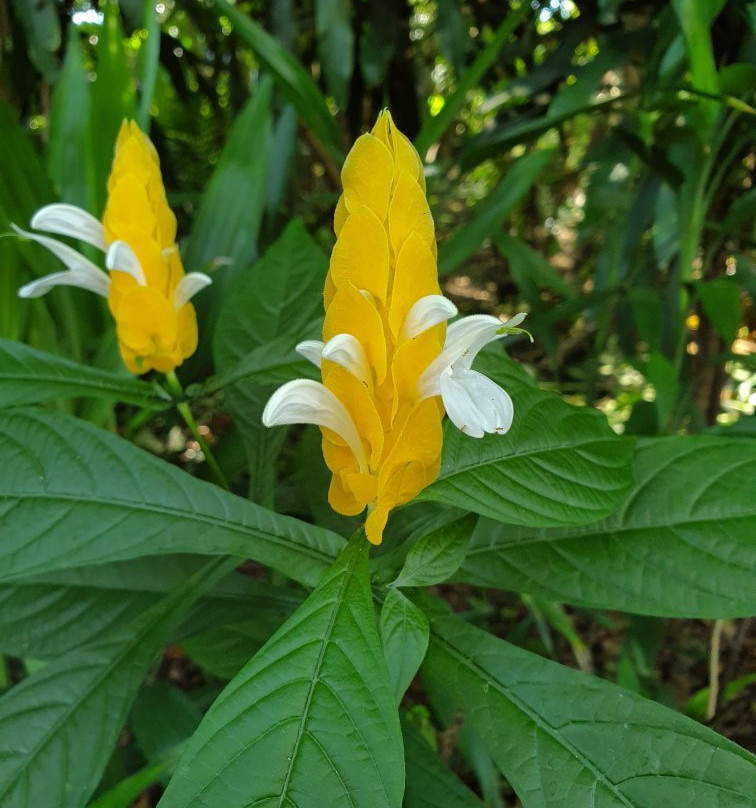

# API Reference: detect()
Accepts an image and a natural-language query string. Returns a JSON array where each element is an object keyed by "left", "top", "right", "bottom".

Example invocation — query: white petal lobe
[
  {"left": 439, "top": 368, "right": 514, "bottom": 438},
  {"left": 262, "top": 379, "right": 367, "bottom": 470},
  {"left": 295, "top": 340, "right": 324, "bottom": 368},
  {"left": 31, "top": 204, "right": 107, "bottom": 251},
  {"left": 13, "top": 224, "right": 110, "bottom": 298},
  {"left": 173, "top": 272, "right": 212, "bottom": 309},
  {"left": 321, "top": 334, "right": 370, "bottom": 384},
  {"left": 402, "top": 294, "right": 458, "bottom": 339},
  {"left": 106, "top": 241, "right": 147, "bottom": 286}
]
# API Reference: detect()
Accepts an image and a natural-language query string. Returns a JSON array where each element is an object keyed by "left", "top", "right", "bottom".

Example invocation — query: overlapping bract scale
[
  {"left": 103, "top": 121, "right": 199, "bottom": 373},
  {"left": 321, "top": 111, "right": 445, "bottom": 544}
]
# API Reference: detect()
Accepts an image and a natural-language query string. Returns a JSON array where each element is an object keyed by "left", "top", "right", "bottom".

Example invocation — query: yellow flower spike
[
  {"left": 15, "top": 119, "right": 211, "bottom": 375},
  {"left": 263, "top": 110, "right": 528, "bottom": 545}
]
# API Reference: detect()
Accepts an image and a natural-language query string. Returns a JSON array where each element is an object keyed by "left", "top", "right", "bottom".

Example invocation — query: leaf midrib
[
  {"left": 275, "top": 546, "right": 361, "bottom": 808},
  {"left": 0, "top": 623, "right": 165, "bottom": 803},
  {"left": 465, "top": 508, "right": 756, "bottom": 558},
  {"left": 433, "top": 436, "right": 627, "bottom": 487},
  {"left": 0, "top": 492, "right": 338, "bottom": 581},
  {"left": 0, "top": 372, "right": 166, "bottom": 405},
  {"left": 430, "top": 625, "right": 637, "bottom": 808}
]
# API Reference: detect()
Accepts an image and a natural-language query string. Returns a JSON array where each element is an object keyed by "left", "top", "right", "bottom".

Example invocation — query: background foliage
[{"left": 0, "top": 0, "right": 754, "bottom": 806}]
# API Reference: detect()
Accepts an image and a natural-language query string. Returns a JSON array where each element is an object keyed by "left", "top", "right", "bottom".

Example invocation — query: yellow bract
[
  {"left": 104, "top": 121, "right": 198, "bottom": 374},
  {"left": 322, "top": 111, "right": 445, "bottom": 544}
]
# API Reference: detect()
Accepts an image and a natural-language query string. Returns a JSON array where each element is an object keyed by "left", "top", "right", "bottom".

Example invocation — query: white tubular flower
[
  {"left": 262, "top": 379, "right": 368, "bottom": 472},
  {"left": 295, "top": 340, "right": 324, "bottom": 368},
  {"left": 13, "top": 217, "right": 111, "bottom": 299},
  {"left": 419, "top": 312, "right": 528, "bottom": 438}
]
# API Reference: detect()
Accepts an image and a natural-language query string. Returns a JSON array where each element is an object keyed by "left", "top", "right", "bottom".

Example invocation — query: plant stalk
[{"left": 165, "top": 370, "right": 230, "bottom": 491}]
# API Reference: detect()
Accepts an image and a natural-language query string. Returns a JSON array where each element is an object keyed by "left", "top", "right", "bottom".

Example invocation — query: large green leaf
[
  {"left": 0, "top": 101, "right": 81, "bottom": 352},
  {"left": 423, "top": 603, "right": 756, "bottom": 808},
  {"left": 419, "top": 351, "right": 634, "bottom": 527},
  {"left": 0, "top": 555, "right": 302, "bottom": 660},
  {"left": 0, "top": 338, "right": 170, "bottom": 408},
  {"left": 0, "top": 409, "right": 341, "bottom": 586},
  {"left": 402, "top": 719, "right": 485, "bottom": 808},
  {"left": 213, "top": 218, "right": 327, "bottom": 504},
  {"left": 458, "top": 436, "right": 756, "bottom": 618},
  {"left": 180, "top": 77, "right": 273, "bottom": 378},
  {"left": 212, "top": 0, "right": 343, "bottom": 159},
  {"left": 182, "top": 79, "right": 272, "bottom": 276},
  {"left": 48, "top": 25, "right": 94, "bottom": 209},
  {"left": 0, "top": 556, "right": 232, "bottom": 808},
  {"left": 159, "top": 534, "right": 404, "bottom": 808},
  {"left": 91, "top": 0, "right": 136, "bottom": 212},
  {"left": 438, "top": 150, "right": 553, "bottom": 276},
  {"left": 198, "top": 335, "right": 317, "bottom": 395}
]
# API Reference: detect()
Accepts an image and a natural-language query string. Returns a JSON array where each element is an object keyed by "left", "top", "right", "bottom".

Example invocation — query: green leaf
[
  {"left": 211, "top": 0, "right": 343, "bottom": 160},
  {"left": 495, "top": 233, "right": 574, "bottom": 299},
  {"left": 380, "top": 588, "right": 429, "bottom": 704},
  {"left": 130, "top": 680, "right": 202, "bottom": 764},
  {"left": 136, "top": 3, "right": 161, "bottom": 131},
  {"left": 402, "top": 718, "right": 485, "bottom": 808},
  {"left": 419, "top": 354, "right": 635, "bottom": 527},
  {"left": 392, "top": 513, "right": 475, "bottom": 588},
  {"left": 48, "top": 25, "right": 94, "bottom": 209},
  {"left": 0, "top": 556, "right": 232, "bottom": 808},
  {"left": 458, "top": 95, "right": 624, "bottom": 170},
  {"left": 414, "top": 4, "right": 528, "bottom": 157},
  {"left": 9, "top": 0, "right": 60, "bottom": 80},
  {"left": 0, "top": 101, "right": 82, "bottom": 353},
  {"left": 213, "top": 218, "right": 327, "bottom": 503},
  {"left": 438, "top": 150, "right": 553, "bottom": 276},
  {"left": 159, "top": 534, "right": 404, "bottom": 808},
  {"left": 458, "top": 436, "right": 756, "bottom": 618},
  {"left": 201, "top": 333, "right": 317, "bottom": 394},
  {"left": 671, "top": 0, "right": 721, "bottom": 127},
  {"left": 696, "top": 279, "right": 742, "bottom": 344},
  {"left": 91, "top": 0, "right": 136, "bottom": 212},
  {"left": 642, "top": 351, "right": 678, "bottom": 429},
  {"left": 0, "top": 555, "right": 302, "bottom": 660},
  {"left": 87, "top": 758, "right": 175, "bottom": 808},
  {"left": 183, "top": 80, "right": 272, "bottom": 276},
  {"left": 423, "top": 603, "right": 756, "bottom": 808},
  {"left": 315, "top": 0, "right": 354, "bottom": 109},
  {"left": 0, "top": 408, "right": 341, "bottom": 587},
  {"left": 181, "top": 80, "right": 273, "bottom": 378},
  {"left": 0, "top": 338, "right": 170, "bottom": 408}
]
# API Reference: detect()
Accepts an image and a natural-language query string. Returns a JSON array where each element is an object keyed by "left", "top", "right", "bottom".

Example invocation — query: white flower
[
  {"left": 419, "top": 311, "right": 528, "bottom": 438},
  {"left": 13, "top": 203, "right": 211, "bottom": 306},
  {"left": 287, "top": 295, "right": 528, "bottom": 441}
]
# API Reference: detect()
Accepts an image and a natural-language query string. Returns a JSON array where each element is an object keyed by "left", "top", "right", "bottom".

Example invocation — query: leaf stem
[
  {"left": 706, "top": 618, "right": 725, "bottom": 721},
  {"left": 165, "top": 370, "right": 230, "bottom": 491}
]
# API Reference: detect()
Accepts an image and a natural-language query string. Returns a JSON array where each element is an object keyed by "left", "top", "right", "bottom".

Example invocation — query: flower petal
[
  {"left": 439, "top": 368, "right": 513, "bottom": 438},
  {"left": 402, "top": 294, "right": 458, "bottom": 340},
  {"left": 106, "top": 241, "right": 147, "bottom": 286},
  {"left": 31, "top": 203, "right": 107, "bottom": 251},
  {"left": 262, "top": 379, "right": 367, "bottom": 471},
  {"left": 173, "top": 272, "right": 212, "bottom": 309},
  {"left": 296, "top": 340, "right": 324, "bottom": 367},
  {"left": 13, "top": 224, "right": 110, "bottom": 298},
  {"left": 321, "top": 333, "right": 370, "bottom": 384},
  {"left": 419, "top": 313, "right": 528, "bottom": 398}
]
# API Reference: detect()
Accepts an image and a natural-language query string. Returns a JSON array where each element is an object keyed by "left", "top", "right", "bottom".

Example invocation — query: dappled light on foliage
[{"left": 0, "top": 1, "right": 753, "bottom": 807}]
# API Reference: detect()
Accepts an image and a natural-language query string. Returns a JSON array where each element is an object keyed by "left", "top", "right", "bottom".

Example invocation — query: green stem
[{"left": 165, "top": 370, "right": 230, "bottom": 491}]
